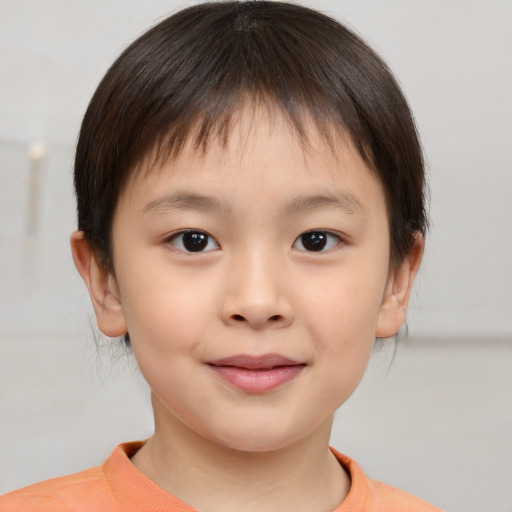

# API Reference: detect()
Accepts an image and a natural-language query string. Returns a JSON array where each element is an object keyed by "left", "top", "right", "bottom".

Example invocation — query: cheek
[
  {"left": 306, "top": 265, "right": 386, "bottom": 344},
  {"left": 300, "top": 262, "right": 386, "bottom": 395},
  {"left": 117, "top": 258, "right": 219, "bottom": 353}
]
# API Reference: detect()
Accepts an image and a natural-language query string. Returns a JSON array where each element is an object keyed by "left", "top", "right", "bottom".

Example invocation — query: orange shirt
[{"left": 1, "top": 441, "right": 443, "bottom": 511}]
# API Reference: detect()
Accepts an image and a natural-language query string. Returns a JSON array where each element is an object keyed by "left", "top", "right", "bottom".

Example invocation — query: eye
[
  {"left": 167, "top": 230, "right": 219, "bottom": 253},
  {"left": 293, "top": 231, "right": 341, "bottom": 252}
]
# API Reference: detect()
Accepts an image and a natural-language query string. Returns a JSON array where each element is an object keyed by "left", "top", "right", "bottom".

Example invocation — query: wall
[{"left": 1, "top": 1, "right": 511, "bottom": 511}]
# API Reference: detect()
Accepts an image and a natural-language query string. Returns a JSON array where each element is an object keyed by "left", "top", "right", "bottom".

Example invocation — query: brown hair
[{"left": 74, "top": 0, "right": 427, "bottom": 272}]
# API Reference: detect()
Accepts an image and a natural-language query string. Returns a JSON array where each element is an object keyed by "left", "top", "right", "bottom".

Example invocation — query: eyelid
[
  {"left": 292, "top": 230, "right": 344, "bottom": 252},
  {"left": 165, "top": 229, "right": 220, "bottom": 253}
]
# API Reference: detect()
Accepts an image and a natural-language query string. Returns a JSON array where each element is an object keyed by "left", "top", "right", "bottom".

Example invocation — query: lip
[{"left": 207, "top": 354, "right": 305, "bottom": 393}]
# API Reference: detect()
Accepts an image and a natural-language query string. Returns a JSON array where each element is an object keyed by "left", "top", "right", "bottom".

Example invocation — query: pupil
[
  {"left": 302, "top": 232, "right": 326, "bottom": 251},
  {"left": 183, "top": 232, "right": 208, "bottom": 252}
]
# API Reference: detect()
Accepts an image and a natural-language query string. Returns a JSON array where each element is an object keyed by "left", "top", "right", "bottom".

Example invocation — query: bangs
[{"left": 109, "top": 2, "right": 374, "bottom": 174}]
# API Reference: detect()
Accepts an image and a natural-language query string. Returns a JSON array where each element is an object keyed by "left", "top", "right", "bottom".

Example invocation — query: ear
[
  {"left": 376, "top": 233, "right": 424, "bottom": 338},
  {"left": 70, "top": 231, "right": 128, "bottom": 338}
]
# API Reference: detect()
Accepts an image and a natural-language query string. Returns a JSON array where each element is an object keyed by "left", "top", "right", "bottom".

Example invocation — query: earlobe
[
  {"left": 70, "top": 231, "right": 128, "bottom": 338},
  {"left": 375, "top": 233, "right": 424, "bottom": 338}
]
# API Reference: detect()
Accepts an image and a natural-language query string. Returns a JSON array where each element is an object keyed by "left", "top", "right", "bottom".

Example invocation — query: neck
[{"left": 131, "top": 397, "right": 350, "bottom": 512}]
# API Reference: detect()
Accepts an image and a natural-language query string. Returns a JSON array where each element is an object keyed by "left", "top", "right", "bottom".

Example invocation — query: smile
[{"left": 207, "top": 354, "right": 305, "bottom": 393}]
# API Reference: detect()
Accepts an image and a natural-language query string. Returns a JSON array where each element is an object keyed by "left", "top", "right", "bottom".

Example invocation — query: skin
[{"left": 71, "top": 109, "right": 423, "bottom": 512}]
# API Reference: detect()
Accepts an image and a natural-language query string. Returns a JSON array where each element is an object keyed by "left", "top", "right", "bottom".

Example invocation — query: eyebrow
[
  {"left": 142, "top": 191, "right": 365, "bottom": 217},
  {"left": 283, "top": 192, "right": 365, "bottom": 216},
  {"left": 143, "top": 193, "right": 228, "bottom": 215}
]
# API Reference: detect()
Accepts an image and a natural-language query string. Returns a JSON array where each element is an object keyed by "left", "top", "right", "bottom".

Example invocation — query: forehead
[
  {"left": 116, "top": 107, "right": 386, "bottom": 224},
  {"left": 131, "top": 104, "right": 372, "bottom": 187}
]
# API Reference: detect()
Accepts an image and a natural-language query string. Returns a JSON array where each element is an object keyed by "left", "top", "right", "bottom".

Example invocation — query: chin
[
  {"left": 218, "top": 435, "right": 296, "bottom": 454},
  {"left": 204, "top": 421, "right": 315, "bottom": 454}
]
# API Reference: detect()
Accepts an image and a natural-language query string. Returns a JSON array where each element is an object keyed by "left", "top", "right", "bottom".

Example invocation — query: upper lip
[{"left": 207, "top": 354, "right": 303, "bottom": 370}]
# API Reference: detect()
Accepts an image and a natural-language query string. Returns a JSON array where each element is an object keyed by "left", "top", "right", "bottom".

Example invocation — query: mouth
[{"left": 206, "top": 354, "right": 305, "bottom": 393}]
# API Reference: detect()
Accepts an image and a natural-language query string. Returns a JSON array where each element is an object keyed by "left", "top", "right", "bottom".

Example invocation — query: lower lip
[{"left": 208, "top": 365, "right": 304, "bottom": 393}]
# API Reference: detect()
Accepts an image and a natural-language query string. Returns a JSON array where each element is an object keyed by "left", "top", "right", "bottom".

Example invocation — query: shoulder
[
  {"left": 331, "top": 448, "right": 444, "bottom": 512},
  {"left": 2, "top": 441, "right": 195, "bottom": 512},
  {"left": 0, "top": 465, "right": 116, "bottom": 512},
  {"left": 365, "top": 478, "right": 444, "bottom": 512}
]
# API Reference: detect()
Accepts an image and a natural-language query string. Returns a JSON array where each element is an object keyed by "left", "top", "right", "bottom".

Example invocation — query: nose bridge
[{"left": 220, "top": 244, "right": 293, "bottom": 329}]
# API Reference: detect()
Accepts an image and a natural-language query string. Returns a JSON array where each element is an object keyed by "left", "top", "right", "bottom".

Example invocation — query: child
[{"left": 1, "top": 1, "right": 442, "bottom": 510}]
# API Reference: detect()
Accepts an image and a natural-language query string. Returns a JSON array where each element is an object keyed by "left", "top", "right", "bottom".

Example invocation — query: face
[{"left": 74, "top": 110, "right": 419, "bottom": 453}]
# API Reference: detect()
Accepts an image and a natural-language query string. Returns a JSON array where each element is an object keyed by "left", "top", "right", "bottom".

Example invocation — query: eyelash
[
  {"left": 292, "top": 231, "right": 342, "bottom": 252},
  {"left": 165, "top": 230, "right": 220, "bottom": 253},
  {"left": 165, "top": 229, "right": 343, "bottom": 254}
]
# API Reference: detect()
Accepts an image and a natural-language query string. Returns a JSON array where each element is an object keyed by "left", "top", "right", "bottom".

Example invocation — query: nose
[{"left": 219, "top": 252, "right": 294, "bottom": 330}]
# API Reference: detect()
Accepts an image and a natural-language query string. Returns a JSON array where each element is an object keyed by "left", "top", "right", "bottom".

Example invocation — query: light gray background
[{"left": 1, "top": 1, "right": 511, "bottom": 511}]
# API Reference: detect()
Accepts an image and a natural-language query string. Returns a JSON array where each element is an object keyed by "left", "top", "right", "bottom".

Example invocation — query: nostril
[{"left": 230, "top": 314, "right": 282, "bottom": 323}]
